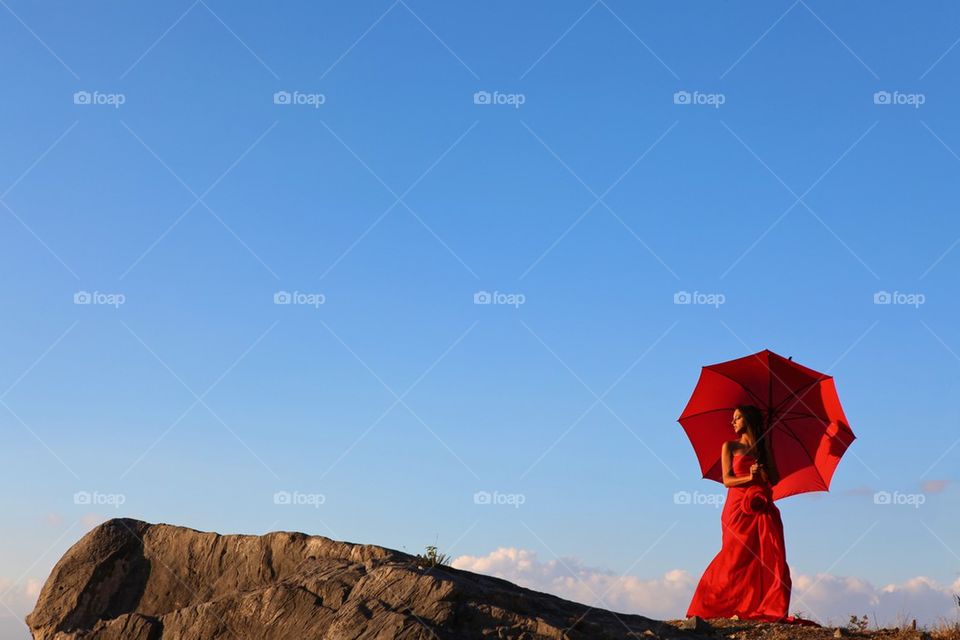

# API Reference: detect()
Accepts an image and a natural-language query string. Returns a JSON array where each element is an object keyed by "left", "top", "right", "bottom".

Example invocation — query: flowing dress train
[{"left": 686, "top": 452, "right": 791, "bottom": 622}]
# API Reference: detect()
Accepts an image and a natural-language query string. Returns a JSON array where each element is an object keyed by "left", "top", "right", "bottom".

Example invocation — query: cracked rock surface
[{"left": 27, "top": 518, "right": 690, "bottom": 640}]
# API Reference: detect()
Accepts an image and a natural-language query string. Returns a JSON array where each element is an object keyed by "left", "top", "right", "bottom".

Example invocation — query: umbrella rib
[
  {"left": 777, "top": 413, "right": 825, "bottom": 422},
  {"left": 779, "top": 408, "right": 819, "bottom": 417},
  {"left": 767, "top": 352, "right": 773, "bottom": 422},
  {"left": 677, "top": 406, "right": 737, "bottom": 421}
]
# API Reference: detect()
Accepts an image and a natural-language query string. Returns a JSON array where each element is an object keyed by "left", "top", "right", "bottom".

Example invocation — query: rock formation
[{"left": 26, "top": 518, "right": 693, "bottom": 639}]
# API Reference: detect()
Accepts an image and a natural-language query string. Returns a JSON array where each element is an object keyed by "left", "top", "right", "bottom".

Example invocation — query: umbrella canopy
[{"left": 678, "top": 349, "right": 855, "bottom": 501}]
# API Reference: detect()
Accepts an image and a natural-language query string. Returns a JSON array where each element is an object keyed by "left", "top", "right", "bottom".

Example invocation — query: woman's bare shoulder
[{"left": 722, "top": 440, "right": 743, "bottom": 454}]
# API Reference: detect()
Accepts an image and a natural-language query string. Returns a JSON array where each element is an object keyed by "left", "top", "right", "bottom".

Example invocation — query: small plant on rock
[
  {"left": 415, "top": 544, "right": 450, "bottom": 568},
  {"left": 848, "top": 614, "right": 870, "bottom": 632}
]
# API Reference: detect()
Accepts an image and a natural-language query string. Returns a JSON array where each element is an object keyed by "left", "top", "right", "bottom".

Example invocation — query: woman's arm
[{"left": 721, "top": 441, "right": 755, "bottom": 488}]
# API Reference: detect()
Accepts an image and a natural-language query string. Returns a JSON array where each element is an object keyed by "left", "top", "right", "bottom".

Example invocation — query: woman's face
[{"left": 732, "top": 410, "right": 746, "bottom": 434}]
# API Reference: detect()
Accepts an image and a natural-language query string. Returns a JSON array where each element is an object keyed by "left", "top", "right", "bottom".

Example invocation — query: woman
[{"left": 686, "top": 405, "right": 792, "bottom": 622}]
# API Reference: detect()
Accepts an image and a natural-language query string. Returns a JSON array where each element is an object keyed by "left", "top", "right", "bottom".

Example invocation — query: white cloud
[
  {"left": 793, "top": 573, "right": 960, "bottom": 627},
  {"left": 0, "top": 577, "right": 40, "bottom": 615},
  {"left": 453, "top": 548, "right": 960, "bottom": 627},
  {"left": 0, "top": 577, "right": 41, "bottom": 640},
  {"left": 452, "top": 547, "right": 695, "bottom": 619}
]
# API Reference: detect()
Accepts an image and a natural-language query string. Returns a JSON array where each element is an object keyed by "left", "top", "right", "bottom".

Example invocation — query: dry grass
[
  {"left": 667, "top": 612, "right": 960, "bottom": 640},
  {"left": 927, "top": 618, "right": 960, "bottom": 640}
]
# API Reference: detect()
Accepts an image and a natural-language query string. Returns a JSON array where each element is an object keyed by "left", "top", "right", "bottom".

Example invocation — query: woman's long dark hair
[{"left": 737, "top": 404, "right": 777, "bottom": 481}]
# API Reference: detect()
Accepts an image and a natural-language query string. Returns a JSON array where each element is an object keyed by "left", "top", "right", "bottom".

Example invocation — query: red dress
[{"left": 686, "top": 451, "right": 792, "bottom": 622}]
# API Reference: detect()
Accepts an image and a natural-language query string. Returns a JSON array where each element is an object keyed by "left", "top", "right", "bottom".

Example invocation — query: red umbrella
[{"left": 677, "top": 349, "right": 855, "bottom": 501}]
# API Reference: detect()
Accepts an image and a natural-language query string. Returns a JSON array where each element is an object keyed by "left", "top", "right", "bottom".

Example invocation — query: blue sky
[{"left": 2, "top": 1, "right": 960, "bottom": 634}]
